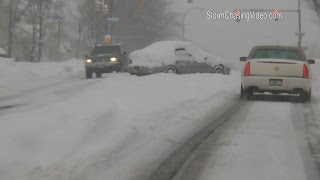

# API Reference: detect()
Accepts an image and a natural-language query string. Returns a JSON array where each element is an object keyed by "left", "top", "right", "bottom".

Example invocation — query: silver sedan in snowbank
[{"left": 128, "top": 41, "right": 230, "bottom": 75}]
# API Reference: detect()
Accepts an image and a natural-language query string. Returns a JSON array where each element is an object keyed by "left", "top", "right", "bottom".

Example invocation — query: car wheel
[
  {"left": 241, "top": 85, "right": 248, "bottom": 100},
  {"left": 240, "top": 86, "right": 245, "bottom": 100},
  {"left": 165, "top": 66, "right": 178, "bottom": 74},
  {"left": 241, "top": 85, "right": 253, "bottom": 100},
  {"left": 306, "top": 89, "right": 312, "bottom": 102},
  {"left": 213, "top": 65, "right": 225, "bottom": 74},
  {"left": 86, "top": 70, "right": 93, "bottom": 79},
  {"left": 296, "top": 89, "right": 307, "bottom": 102},
  {"left": 96, "top": 72, "right": 102, "bottom": 78}
]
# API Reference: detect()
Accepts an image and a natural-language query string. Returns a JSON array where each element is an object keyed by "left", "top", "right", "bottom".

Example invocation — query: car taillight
[
  {"left": 244, "top": 62, "right": 250, "bottom": 76},
  {"left": 303, "top": 64, "right": 309, "bottom": 79}
]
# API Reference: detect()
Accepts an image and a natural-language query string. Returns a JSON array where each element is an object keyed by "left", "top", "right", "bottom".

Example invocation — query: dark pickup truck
[{"left": 84, "top": 44, "right": 131, "bottom": 79}]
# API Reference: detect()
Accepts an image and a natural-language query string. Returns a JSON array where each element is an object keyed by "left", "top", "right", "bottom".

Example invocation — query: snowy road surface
[
  {"left": 0, "top": 58, "right": 240, "bottom": 180},
  {"left": 174, "top": 101, "right": 320, "bottom": 180},
  {"left": 0, "top": 58, "right": 320, "bottom": 180}
]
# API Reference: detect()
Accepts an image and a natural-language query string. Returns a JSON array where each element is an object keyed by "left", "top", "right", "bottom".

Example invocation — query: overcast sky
[{"left": 169, "top": 0, "right": 320, "bottom": 64}]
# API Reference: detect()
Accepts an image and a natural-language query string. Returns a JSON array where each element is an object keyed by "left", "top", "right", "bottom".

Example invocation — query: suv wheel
[
  {"left": 86, "top": 70, "right": 93, "bottom": 79},
  {"left": 96, "top": 72, "right": 102, "bottom": 78}
]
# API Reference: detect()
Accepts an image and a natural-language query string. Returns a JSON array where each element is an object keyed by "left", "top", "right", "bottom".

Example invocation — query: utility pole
[
  {"left": 51, "top": 16, "right": 63, "bottom": 62},
  {"left": 236, "top": 0, "right": 304, "bottom": 48},
  {"left": 58, "top": 18, "right": 61, "bottom": 62},
  {"left": 110, "top": 0, "right": 114, "bottom": 42},
  {"left": 8, "top": 0, "right": 14, "bottom": 57},
  {"left": 38, "top": 0, "right": 43, "bottom": 62},
  {"left": 77, "top": 24, "right": 83, "bottom": 60},
  {"left": 298, "top": 0, "right": 302, "bottom": 47},
  {"left": 182, "top": 8, "right": 205, "bottom": 40}
]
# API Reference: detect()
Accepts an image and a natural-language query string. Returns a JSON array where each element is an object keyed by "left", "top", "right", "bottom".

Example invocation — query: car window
[
  {"left": 185, "top": 46, "right": 207, "bottom": 59},
  {"left": 91, "top": 46, "right": 121, "bottom": 55},
  {"left": 175, "top": 48, "right": 192, "bottom": 58},
  {"left": 253, "top": 49, "right": 302, "bottom": 61}
]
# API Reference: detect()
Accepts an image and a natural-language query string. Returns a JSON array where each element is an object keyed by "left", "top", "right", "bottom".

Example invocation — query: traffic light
[
  {"left": 273, "top": 9, "right": 280, "bottom": 21},
  {"left": 137, "top": 0, "right": 144, "bottom": 6},
  {"left": 96, "top": 3, "right": 101, "bottom": 11},
  {"left": 235, "top": 9, "right": 241, "bottom": 22},
  {"left": 103, "top": 4, "right": 109, "bottom": 15}
]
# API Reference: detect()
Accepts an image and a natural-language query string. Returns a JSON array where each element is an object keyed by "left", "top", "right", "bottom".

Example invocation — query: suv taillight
[
  {"left": 303, "top": 64, "right": 309, "bottom": 79},
  {"left": 244, "top": 62, "right": 250, "bottom": 76}
]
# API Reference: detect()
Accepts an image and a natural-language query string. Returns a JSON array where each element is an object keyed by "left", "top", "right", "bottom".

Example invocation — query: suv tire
[{"left": 86, "top": 69, "right": 93, "bottom": 79}]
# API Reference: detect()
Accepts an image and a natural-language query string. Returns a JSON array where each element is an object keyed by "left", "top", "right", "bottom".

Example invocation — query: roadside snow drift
[
  {"left": 0, "top": 58, "right": 83, "bottom": 99},
  {"left": 0, "top": 58, "right": 240, "bottom": 180}
]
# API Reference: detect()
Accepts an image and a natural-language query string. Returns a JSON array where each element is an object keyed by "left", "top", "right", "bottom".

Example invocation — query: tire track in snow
[
  {"left": 303, "top": 102, "right": 320, "bottom": 158},
  {"left": 148, "top": 99, "right": 246, "bottom": 180}
]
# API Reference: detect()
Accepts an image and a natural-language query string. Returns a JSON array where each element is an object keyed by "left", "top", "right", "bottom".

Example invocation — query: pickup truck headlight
[
  {"left": 86, "top": 59, "right": 92, "bottom": 63},
  {"left": 111, "top": 57, "right": 118, "bottom": 62}
]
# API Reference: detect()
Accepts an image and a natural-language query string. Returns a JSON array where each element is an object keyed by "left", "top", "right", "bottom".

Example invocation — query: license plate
[{"left": 270, "top": 79, "right": 282, "bottom": 86}]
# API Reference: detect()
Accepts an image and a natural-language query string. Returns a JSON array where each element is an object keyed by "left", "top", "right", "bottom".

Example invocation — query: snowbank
[
  {"left": 0, "top": 71, "right": 240, "bottom": 180},
  {"left": 0, "top": 58, "right": 84, "bottom": 98}
]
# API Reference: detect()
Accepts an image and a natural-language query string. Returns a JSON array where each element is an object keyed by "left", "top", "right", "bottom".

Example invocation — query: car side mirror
[
  {"left": 240, "top": 57, "right": 247, "bottom": 62},
  {"left": 129, "top": 59, "right": 133, "bottom": 64},
  {"left": 308, "top": 59, "right": 315, "bottom": 64},
  {"left": 85, "top": 55, "right": 88, "bottom": 59}
]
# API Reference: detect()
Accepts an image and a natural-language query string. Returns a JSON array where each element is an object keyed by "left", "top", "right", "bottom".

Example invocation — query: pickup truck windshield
[
  {"left": 253, "top": 49, "right": 302, "bottom": 61},
  {"left": 91, "top": 46, "right": 121, "bottom": 55}
]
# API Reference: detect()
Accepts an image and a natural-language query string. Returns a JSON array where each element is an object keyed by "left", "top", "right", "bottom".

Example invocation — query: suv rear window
[
  {"left": 253, "top": 49, "right": 302, "bottom": 61},
  {"left": 91, "top": 46, "right": 121, "bottom": 55}
]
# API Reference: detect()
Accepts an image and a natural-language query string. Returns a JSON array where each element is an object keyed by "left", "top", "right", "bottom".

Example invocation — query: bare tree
[
  {"left": 76, "top": 0, "right": 178, "bottom": 51},
  {"left": 115, "top": 0, "right": 179, "bottom": 50},
  {"left": 77, "top": 0, "right": 106, "bottom": 48}
]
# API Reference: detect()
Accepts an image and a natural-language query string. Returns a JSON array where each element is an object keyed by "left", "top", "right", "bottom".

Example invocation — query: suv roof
[{"left": 95, "top": 43, "right": 123, "bottom": 47}]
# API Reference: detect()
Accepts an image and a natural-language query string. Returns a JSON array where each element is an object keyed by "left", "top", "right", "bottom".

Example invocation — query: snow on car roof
[{"left": 130, "top": 41, "right": 219, "bottom": 67}]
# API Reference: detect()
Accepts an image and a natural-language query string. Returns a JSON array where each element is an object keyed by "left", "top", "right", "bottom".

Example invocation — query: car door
[
  {"left": 174, "top": 48, "right": 195, "bottom": 74},
  {"left": 185, "top": 46, "right": 212, "bottom": 73}
]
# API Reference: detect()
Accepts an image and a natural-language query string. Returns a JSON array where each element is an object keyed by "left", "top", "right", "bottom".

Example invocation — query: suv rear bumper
[{"left": 242, "top": 76, "right": 311, "bottom": 93}]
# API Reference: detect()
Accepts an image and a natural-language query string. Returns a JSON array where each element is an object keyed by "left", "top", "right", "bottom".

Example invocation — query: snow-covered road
[
  {"left": 1, "top": 58, "right": 320, "bottom": 180},
  {"left": 0, "top": 58, "right": 241, "bottom": 180},
  {"left": 196, "top": 101, "right": 320, "bottom": 180}
]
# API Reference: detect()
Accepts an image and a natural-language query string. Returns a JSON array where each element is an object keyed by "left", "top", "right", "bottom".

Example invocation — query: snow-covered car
[
  {"left": 240, "top": 45, "right": 315, "bottom": 101},
  {"left": 128, "top": 41, "right": 230, "bottom": 75}
]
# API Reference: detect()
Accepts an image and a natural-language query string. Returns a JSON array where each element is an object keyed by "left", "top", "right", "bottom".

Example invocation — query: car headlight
[
  {"left": 110, "top": 57, "right": 118, "bottom": 62},
  {"left": 86, "top": 59, "right": 92, "bottom": 63}
]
